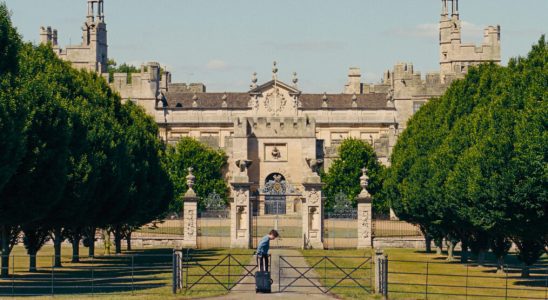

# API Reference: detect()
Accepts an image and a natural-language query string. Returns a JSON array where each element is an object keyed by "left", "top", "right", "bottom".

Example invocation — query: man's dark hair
[{"left": 269, "top": 229, "right": 279, "bottom": 237}]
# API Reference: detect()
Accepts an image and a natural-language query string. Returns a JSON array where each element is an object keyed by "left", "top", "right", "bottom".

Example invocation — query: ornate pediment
[
  {"left": 248, "top": 81, "right": 301, "bottom": 116},
  {"left": 248, "top": 79, "right": 301, "bottom": 95}
]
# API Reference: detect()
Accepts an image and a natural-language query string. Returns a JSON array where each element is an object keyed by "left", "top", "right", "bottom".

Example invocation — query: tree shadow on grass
[{"left": 0, "top": 248, "right": 176, "bottom": 296}]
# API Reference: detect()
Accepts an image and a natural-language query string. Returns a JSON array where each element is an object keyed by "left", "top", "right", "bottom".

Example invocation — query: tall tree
[
  {"left": 0, "top": 3, "right": 28, "bottom": 277},
  {"left": 166, "top": 137, "right": 229, "bottom": 212},
  {"left": 323, "top": 138, "right": 385, "bottom": 211}
]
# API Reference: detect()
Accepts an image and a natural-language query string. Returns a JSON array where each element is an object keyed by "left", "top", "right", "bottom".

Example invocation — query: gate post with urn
[
  {"left": 230, "top": 160, "right": 253, "bottom": 249},
  {"left": 182, "top": 168, "right": 198, "bottom": 249},
  {"left": 302, "top": 158, "right": 325, "bottom": 249},
  {"left": 357, "top": 168, "right": 373, "bottom": 249}
]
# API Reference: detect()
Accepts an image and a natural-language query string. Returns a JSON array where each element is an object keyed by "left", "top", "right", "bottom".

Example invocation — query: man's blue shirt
[{"left": 257, "top": 235, "right": 270, "bottom": 255}]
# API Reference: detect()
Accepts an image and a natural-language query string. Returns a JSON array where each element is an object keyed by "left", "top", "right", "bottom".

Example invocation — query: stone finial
[
  {"left": 359, "top": 168, "right": 371, "bottom": 198},
  {"left": 292, "top": 72, "right": 298, "bottom": 87},
  {"left": 272, "top": 61, "right": 278, "bottom": 80},
  {"left": 192, "top": 94, "right": 198, "bottom": 108},
  {"left": 322, "top": 92, "right": 328, "bottom": 108},
  {"left": 185, "top": 167, "right": 196, "bottom": 197},
  {"left": 235, "top": 159, "right": 252, "bottom": 173},
  {"left": 222, "top": 93, "right": 228, "bottom": 108},
  {"left": 386, "top": 88, "right": 395, "bottom": 108},
  {"left": 352, "top": 93, "right": 358, "bottom": 108},
  {"left": 305, "top": 158, "right": 324, "bottom": 176},
  {"left": 250, "top": 72, "right": 258, "bottom": 89}
]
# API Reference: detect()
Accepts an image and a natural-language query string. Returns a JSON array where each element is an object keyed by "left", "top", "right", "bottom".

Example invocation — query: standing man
[{"left": 256, "top": 229, "right": 279, "bottom": 272}]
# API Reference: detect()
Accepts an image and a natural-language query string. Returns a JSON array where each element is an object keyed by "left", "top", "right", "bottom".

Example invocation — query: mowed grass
[
  {"left": 0, "top": 245, "right": 254, "bottom": 299},
  {"left": 181, "top": 248, "right": 255, "bottom": 298},
  {"left": 302, "top": 248, "right": 547, "bottom": 300},
  {"left": 300, "top": 249, "right": 374, "bottom": 300}
]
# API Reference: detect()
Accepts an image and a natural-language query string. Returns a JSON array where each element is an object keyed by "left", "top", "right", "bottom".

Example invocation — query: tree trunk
[
  {"left": 71, "top": 237, "right": 80, "bottom": 263},
  {"left": 425, "top": 235, "right": 432, "bottom": 253},
  {"left": 1, "top": 226, "right": 11, "bottom": 278},
  {"left": 435, "top": 238, "right": 443, "bottom": 255},
  {"left": 126, "top": 232, "right": 132, "bottom": 251},
  {"left": 521, "top": 265, "right": 530, "bottom": 278},
  {"left": 53, "top": 227, "right": 63, "bottom": 267},
  {"left": 87, "top": 227, "right": 96, "bottom": 258},
  {"left": 114, "top": 227, "right": 122, "bottom": 254},
  {"left": 446, "top": 241, "right": 457, "bottom": 262},
  {"left": 460, "top": 240, "right": 469, "bottom": 263},
  {"left": 477, "top": 250, "right": 486, "bottom": 267},
  {"left": 496, "top": 256, "right": 505, "bottom": 274},
  {"left": 29, "top": 253, "right": 37, "bottom": 272}
]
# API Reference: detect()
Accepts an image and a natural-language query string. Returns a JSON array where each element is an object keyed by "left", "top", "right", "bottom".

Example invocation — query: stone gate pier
[
  {"left": 230, "top": 160, "right": 253, "bottom": 248},
  {"left": 182, "top": 168, "right": 198, "bottom": 248},
  {"left": 357, "top": 168, "right": 373, "bottom": 249},
  {"left": 302, "top": 162, "right": 325, "bottom": 249}
]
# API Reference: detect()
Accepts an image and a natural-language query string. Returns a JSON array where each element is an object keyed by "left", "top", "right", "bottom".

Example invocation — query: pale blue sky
[{"left": 4, "top": 0, "right": 547, "bottom": 92}]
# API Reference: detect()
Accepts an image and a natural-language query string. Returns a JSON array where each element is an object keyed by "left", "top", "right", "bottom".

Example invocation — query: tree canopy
[
  {"left": 322, "top": 138, "right": 386, "bottom": 212},
  {"left": 166, "top": 137, "right": 229, "bottom": 212},
  {"left": 384, "top": 36, "right": 547, "bottom": 274},
  {"left": 0, "top": 4, "right": 174, "bottom": 274}
]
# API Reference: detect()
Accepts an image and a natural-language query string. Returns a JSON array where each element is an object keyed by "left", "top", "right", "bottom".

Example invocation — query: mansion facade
[{"left": 40, "top": 0, "right": 501, "bottom": 216}]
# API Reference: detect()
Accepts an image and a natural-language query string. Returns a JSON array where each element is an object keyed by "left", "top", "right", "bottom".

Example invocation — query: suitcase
[{"left": 255, "top": 271, "right": 273, "bottom": 293}]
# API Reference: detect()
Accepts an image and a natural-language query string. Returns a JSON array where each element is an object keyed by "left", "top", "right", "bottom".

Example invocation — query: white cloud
[
  {"left": 206, "top": 59, "right": 228, "bottom": 71},
  {"left": 261, "top": 41, "right": 346, "bottom": 52},
  {"left": 387, "top": 23, "right": 438, "bottom": 38},
  {"left": 387, "top": 21, "right": 486, "bottom": 41}
]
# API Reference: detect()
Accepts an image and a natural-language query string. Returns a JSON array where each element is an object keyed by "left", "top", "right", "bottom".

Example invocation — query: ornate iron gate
[
  {"left": 324, "top": 191, "right": 358, "bottom": 249},
  {"left": 265, "top": 195, "right": 286, "bottom": 215},
  {"left": 197, "top": 191, "right": 230, "bottom": 248},
  {"left": 262, "top": 174, "right": 296, "bottom": 215}
]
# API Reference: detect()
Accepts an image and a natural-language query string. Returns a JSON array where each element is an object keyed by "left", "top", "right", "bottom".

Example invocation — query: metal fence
[
  {"left": 388, "top": 260, "right": 548, "bottom": 299},
  {"left": 181, "top": 252, "right": 257, "bottom": 292},
  {"left": 0, "top": 253, "right": 174, "bottom": 297},
  {"left": 372, "top": 219, "right": 422, "bottom": 238},
  {"left": 324, "top": 213, "right": 358, "bottom": 249},
  {"left": 279, "top": 255, "right": 373, "bottom": 294}
]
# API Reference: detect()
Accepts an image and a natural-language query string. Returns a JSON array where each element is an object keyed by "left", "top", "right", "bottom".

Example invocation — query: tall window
[{"left": 413, "top": 101, "right": 426, "bottom": 113}]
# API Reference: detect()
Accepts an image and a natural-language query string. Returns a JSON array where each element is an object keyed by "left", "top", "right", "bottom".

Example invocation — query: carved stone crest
[
  {"left": 309, "top": 189, "right": 320, "bottom": 204},
  {"left": 264, "top": 88, "right": 287, "bottom": 115},
  {"left": 271, "top": 147, "right": 281, "bottom": 159},
  {"left": 235, "top": 188, "right": 247, "bottom": 205}
]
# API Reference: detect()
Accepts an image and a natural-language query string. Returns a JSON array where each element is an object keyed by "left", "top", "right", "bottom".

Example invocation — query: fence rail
[
  {"left": 181, "top": 252, "right": 257, "bottom": 291},
  {"left": 0, "top": 254, "right": 174, "bottom": 297},
  {"left": 388, "top": 259, "right": 548, "bottom": 299},
  {"left": 280, "top": 255, "right": 373, "bottom": 294}
]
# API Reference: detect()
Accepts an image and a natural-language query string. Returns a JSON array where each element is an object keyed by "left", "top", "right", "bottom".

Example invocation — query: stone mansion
[{"left": 40, "top": 0, "right": 501, "bottom": 217}]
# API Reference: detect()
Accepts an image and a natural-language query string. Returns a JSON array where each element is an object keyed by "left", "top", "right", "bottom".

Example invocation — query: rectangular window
[{"left": 413, "top": 101, "right": 426, "bottom": 113}]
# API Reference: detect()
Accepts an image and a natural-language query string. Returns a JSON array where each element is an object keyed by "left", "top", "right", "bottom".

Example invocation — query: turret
[
  {"left": 39, "top": 26, "right": 52, "bottom": 44},
  {"left": 344, "top": 67, "right": 362, "bottom": 94}
]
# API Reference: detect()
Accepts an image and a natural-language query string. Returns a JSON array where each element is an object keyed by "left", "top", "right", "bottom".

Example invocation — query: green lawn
[
  {"left": 302, "top": 248, "right": 548, "bottom": 300},
  {"left": 181, "top": 248, "right": 255, "bottom": 298},
  {"left": 0, "top": 245, "right": 254, "bottom": 299}
]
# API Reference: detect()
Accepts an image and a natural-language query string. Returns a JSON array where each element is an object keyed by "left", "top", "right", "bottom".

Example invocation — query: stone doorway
[{"left": 257, "top": 173, "right": 303, "bottom": 248}]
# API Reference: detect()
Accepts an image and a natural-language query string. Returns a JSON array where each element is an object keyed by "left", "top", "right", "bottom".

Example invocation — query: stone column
[
  {"left": 302, "top": 175, "right": 324, "bottom": 249},
  {"left": 230, "top": 160, "right": 253, "bottom": 249},
  {"left": 357, "top": 168, "right": 373, "bottom": 249},
  {"left": 182, "top": 168, "right": 198, "bottom": 249}
]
